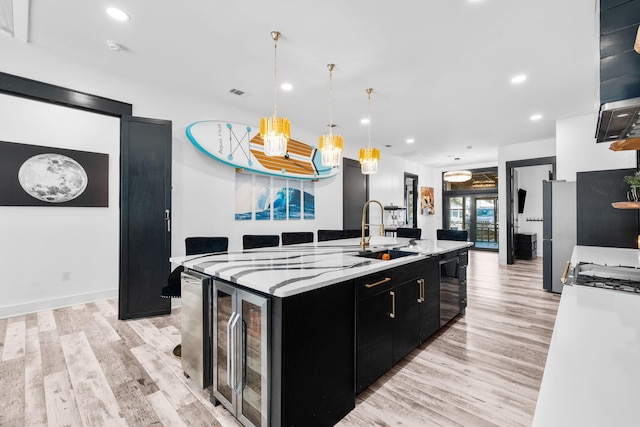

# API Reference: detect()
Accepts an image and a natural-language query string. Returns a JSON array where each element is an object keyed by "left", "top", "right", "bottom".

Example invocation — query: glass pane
[
  {"left": 241, "top": 300, "right": 262, "bottom": 426},
  {"left": 448, "top": 197, "right": 464, "bottom": 230},
  {"left": 475, "top": 197, "right": 499, "bottom": 249},
  {"left": 216, "top": 289, "right": 233, "bottom": 402}
]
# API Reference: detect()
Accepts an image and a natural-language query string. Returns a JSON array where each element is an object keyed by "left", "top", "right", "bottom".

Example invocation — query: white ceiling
[{"left": 9, "top": 0, "right": 600, "bottom": 167}]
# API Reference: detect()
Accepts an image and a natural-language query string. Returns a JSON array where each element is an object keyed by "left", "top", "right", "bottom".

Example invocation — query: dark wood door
[
  {"left": 343, "top": 158, "right": 368, "bottom": 230},
  {"left": 119, "top": 116, "right": 172, "bottom": 319}
]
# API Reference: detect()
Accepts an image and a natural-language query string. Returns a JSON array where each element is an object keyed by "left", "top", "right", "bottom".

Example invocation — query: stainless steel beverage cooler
[
  {"left": 181, "top": 270, "right": 213, "bottom": 388},
  {"left": 211, "top": 279, "right": 270, "bottom": 427}
]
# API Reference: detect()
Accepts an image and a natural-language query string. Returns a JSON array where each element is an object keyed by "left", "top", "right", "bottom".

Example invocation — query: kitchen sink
[{"left": 356, "top": 249, "right": 417, "bottom": 260}]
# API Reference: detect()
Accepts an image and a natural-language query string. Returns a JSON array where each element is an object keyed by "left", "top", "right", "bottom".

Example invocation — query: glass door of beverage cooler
[{"left": 212, "top": 280, "right": 269, "bottom": 427}]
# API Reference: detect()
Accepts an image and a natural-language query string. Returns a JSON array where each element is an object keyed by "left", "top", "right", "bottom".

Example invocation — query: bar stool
[
  {"left": 243, "top": 234, "right": 280, "bottom": 250},
  {"left": 281, "top": 232, "right": 314, "bottom": 245},
  {"left": 397, "top": 228, "right": 422, "bottom": 239}
]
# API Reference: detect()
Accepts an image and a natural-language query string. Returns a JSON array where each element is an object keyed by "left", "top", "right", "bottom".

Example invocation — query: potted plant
[{"left": 624, "top": 171, "right": 640, "bottom": 201}]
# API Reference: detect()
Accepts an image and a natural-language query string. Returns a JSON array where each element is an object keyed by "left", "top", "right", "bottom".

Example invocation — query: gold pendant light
[
  {"left": 318, "top": 64, "right": 343, "bottom": 167},
  {"left": 260, "top": 31, "right": 290, "bottom": 157},
  {"left": 359, "top": 88, "right": 380, "bottom": 174}
]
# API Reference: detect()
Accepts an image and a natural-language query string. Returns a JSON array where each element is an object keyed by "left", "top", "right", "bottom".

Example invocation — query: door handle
[
  {"left": 417, "top": 278, "right": 425, "bottom": 303},
  {"left": 227, "top": 313, "right": 239, "bottom": 390},
  {"left": 390, "top": 291, "right": 396, "bottom": 319},
  {"left": 165, "top": 209, "right": 171, "bottom": 232}
]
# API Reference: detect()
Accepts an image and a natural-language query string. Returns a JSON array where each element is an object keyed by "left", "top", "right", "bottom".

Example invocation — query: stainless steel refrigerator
[{"left": 542, "top": 180, "right": 576, "bottom": 293}]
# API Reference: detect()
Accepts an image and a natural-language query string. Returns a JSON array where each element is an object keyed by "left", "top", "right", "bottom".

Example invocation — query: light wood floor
[{"left": 0, "top": 251, "right": 559, "bottom": 426}]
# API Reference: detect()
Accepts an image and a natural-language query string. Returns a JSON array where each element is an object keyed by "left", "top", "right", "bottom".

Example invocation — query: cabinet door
[
  {"left": 356, "top": 291, "right": 393, "bottom": 393},
  {"left": 391, "top": 280, "right": 420, "bottom": 364},
  {"left": 419, "top": 257, "right": 441, "bottom": 342},
  {"left": 212, "top": 281, "right": 236, "bottom": 409},
  {"left": 237, "top": 291, "right": 269, "bottom": 427}
]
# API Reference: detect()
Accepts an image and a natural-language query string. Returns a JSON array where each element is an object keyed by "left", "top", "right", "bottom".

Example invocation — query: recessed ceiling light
[
  {"left": 106, "top": 7, "right": 130, "bottom": 22},
  {"left": 617, "top": 113, "right": 630, "bottom": 118},
  {"left": 361, "top": 118, "right": 370, "bottom": 124},
  {"left": 530, "top": 114, "right": 543, "bottom": 121},
  {"left": 406, "top": 138, "right": 415, "bottom": 144},
  {"left": 281, "top": 83, "right": 293, "bottom": 91},
  {"left": 511, "top": 74, "right": 527, "bottom": 84}
]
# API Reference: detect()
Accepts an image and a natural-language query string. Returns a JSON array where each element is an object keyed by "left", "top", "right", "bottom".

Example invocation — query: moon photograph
[
  {"left": 18, "top": 153, "right": 88, "bottom": 203},
  {"left": 0, "top": 141, "right": 108, "bottom": 207}
]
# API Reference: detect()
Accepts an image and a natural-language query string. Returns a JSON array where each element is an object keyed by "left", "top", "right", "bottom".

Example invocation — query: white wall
[
  {"left": 0, "top": 94, "right": 120, "bottom": 317},
  {"left": 556, "top": 113, "right": 635, "bottom": 181},
  {"left": 0, "top": 37, "right": 432, "bottom": 316}
]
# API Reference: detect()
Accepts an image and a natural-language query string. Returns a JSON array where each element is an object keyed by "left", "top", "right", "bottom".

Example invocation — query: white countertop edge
[{"left": 170, "top": 239, "right": 472, "bottom": 297}]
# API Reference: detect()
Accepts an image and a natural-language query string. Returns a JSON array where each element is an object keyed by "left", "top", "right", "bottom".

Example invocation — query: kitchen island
[{"left": 171, "top": 237, "right": 472, "bottom": 427}]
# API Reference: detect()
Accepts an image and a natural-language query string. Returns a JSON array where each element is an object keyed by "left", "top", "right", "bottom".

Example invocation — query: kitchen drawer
[
  {"left": 394, "top": 257, "right": 430, "bottom": 284},
  {"left": 356, "top": 270, "right": 394, "bottom": 300}
]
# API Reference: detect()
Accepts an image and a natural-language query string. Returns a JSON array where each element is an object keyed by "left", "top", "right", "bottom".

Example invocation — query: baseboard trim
[{"left": 0, "top": 289, "right": 118, "bottom": 319}]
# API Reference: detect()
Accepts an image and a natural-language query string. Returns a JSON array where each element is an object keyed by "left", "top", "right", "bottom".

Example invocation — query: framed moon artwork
[{"left": 0, "top": 141, "right": 109, "bottom": 207}]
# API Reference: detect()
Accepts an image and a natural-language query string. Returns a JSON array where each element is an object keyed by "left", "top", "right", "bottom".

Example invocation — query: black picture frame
[{"left": 0, "top": 140, "right": 109, "bottom": 207}]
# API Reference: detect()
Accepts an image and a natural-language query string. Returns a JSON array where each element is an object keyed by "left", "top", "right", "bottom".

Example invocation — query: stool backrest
[
  {"left": 243, "top": 234, "right": 280, "bottom": 250},
  {"left": 436, "top": 229, "right": 468, "bottom": 241},
  {"left": 185, "top": 237, "right": 229, "bottom": 255},
  {"left": 397, "top": 228, "right": 422, "bottom": 239},
  {"left": 281, "top": 232, "right": 314, "bottom": 245}
]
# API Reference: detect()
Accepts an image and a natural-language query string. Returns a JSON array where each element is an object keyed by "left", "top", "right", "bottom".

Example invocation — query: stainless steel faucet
[{"left": 360, "top": 199, "right": 385, "bottom": 251}]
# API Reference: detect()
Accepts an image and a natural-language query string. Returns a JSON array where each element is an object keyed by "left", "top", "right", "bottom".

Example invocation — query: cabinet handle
[
  {"left": 390, "top": 291, "right": 396, "bottom": 319},
  {"left": 417, "top": 278, "right": 425, "bottom": 303},
  {"left": 560, "top": 261, "right": 571, "bottom": 285},
  {"left": 364, "top": 277, "right": 392, "bottom": 288}
]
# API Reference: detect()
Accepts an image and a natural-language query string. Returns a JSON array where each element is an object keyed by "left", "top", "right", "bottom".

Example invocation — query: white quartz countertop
[
  {"left": 170, "top": 237, "right": 472, "bottom": 297},
  {"left": 533, "top": 246, "right": 640, "bottom": 426}
]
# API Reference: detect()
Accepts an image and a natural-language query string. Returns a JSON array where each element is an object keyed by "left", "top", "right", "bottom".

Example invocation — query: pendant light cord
[
  {"left": 273, "top": 37, "right": 278, "bottom": 118},
  {"left": 329, "top": 65, "right": 334, "bottom": 138}
]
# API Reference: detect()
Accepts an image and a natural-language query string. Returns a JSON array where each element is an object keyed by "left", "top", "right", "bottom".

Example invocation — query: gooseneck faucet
[{"left": 360, "top": 199, "right": 385, "bottom": 251}]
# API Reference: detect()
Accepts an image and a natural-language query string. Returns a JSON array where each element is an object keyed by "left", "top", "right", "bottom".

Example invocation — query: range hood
[{"left": 595, "top": 97, "right": 640, "bottom": 146}]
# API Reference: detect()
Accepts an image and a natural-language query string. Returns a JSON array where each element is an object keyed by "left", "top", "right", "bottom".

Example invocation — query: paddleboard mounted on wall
[{"left": 185, "top": 120, "right": 339, "bottom": 180}]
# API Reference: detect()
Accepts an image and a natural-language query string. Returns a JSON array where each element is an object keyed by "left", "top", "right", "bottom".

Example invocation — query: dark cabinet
[
  {"left": 418, "top": 256, "right": 440, "bottom": 341},
  {"left": 355, "top": 258, "right": 438, "bottom": 393},
  {"left": 515, "top": 233, "right": 537, "bottom": 260}
]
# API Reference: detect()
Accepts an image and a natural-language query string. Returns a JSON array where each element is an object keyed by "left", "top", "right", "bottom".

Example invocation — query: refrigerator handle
[
  {"left": 242, "top": 319, "right": 247, "bottom": 392},
  {"left": 227, "top": 313, "right": 239, "bottom": 390}
]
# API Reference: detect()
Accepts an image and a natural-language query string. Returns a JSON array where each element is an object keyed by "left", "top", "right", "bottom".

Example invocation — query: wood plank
[
  {"left": 112, "top": 379, "right": 163, "bottom": 426},
  {"left": 24, "top": 326, "right": 47, "bottom": 426},
  {"left": 43, "top": 370, "right": 82, "bottom": 427},
  {"left": 36, "top": 310, "right": 57, "bottom": 332},
  {"left": 92, "top": 311, "right": 122, "bottom": 342},
  {"left": 0, "top": 357, "right": 26, "bottom": 425},
  {"left": 130, "top": 344, "right": 197, "bottom": 408},
  {"left": 146, "top": 390, "right": 188, "bottom": 427},
  {"left": 2, "top": 317, "right": 26, "bottom": 361},
  {"left": 59, "top": 331, "right": 128, "bottom": 426}
]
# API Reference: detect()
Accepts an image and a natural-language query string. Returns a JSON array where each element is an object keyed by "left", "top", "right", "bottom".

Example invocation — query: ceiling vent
[{"left": 228, "top": 88, "right": 249, "bottom": 97}]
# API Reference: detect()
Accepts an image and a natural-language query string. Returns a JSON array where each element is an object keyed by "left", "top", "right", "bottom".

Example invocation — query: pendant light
[
  {"left": 318, "top": 64, "right": 343, "bottom": 167},
  {"left": 443, "top": 170, "right": 472, "bottom": 182},
  {"left": 260, "top": 31, "right": 290, "bottom": 157},
  {"left": 359, "top": 88, "right": 380, "bottom": 174}
]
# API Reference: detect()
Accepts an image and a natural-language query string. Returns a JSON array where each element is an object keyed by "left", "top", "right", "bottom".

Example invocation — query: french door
[{"left": 445, "top": 195, "right": 498, "bottom": 250}]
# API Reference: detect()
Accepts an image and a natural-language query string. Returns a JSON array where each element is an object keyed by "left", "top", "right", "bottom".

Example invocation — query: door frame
[
  {"left": 505, "top": 156, "right": 556, "bottom": 265},
  {"left": 404, "top": 172, "right": 418, "bottom": 228}
]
